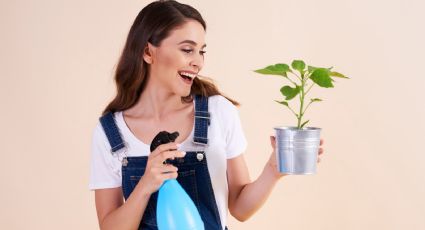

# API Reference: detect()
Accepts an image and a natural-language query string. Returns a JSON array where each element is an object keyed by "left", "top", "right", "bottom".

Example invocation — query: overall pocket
[
  {"left": 129, "top": 175, "right": 158, "bottom": 227},
  {"left": 176, "top": 169, "right": 201, "bottom": 210},
  {"left": 127, "top": 169, "right": 200, "bottom": 226}
]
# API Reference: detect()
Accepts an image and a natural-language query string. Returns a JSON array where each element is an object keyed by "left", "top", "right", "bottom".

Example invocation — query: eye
[
  {"left": 181, "top": 49, "right": 207, "bottom": 56},
  {"left": 182, "top": 49, "right": 193, "bottom": 53}
]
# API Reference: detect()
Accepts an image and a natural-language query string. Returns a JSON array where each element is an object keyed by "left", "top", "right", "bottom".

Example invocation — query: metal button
[
  {"left": 122, "top": 157, "right": 128, "bottom": 167},
  {"left": 196, "top": 153, "right": 204, "bottom": 161}
]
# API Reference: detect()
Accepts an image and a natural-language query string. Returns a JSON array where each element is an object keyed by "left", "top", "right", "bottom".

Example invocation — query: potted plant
[{"left": 253, "top": 60, "right": 349, "bottom": 174}]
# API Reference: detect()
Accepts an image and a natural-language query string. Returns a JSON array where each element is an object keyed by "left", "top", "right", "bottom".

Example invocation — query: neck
[{"left": 126, "top": 76, "right": 189, "bottom": 121}]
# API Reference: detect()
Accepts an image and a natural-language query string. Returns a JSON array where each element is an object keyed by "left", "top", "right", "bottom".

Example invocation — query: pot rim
[{"left": 274, "top": 126, "right": 321, "bottom": 131}]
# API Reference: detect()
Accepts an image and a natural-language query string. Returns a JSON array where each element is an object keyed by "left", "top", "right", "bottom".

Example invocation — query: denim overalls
[{"left": 99, "top": 95, "right": 227, "bottom": 230}]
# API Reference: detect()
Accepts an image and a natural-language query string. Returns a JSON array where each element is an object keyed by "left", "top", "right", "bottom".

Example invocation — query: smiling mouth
[
  {"left": 179, "top": 73, "right": 193, "bottom": 84},
  {"left": 180, "top": 74, "right": 192, "bottom": 81}
]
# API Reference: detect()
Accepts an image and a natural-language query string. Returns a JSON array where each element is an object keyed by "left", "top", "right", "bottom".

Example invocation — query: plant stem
[
  {"left": 303, "top": 101, "right": 313, "bottom": 115},
  {"left": 297, "top": 73, "right": 306, "bottom": 129},
  {"left": 286, "top": 77, "right": 297, "bottom": 87},
  {"left": 287, "top": 105, "right": 298, "bottom": 117},
  {"left": 290, "top": 71, "right": 302, "bottom": 81},
  {"left": 305, "top": 83, "right": 314, "bottom": 95}
]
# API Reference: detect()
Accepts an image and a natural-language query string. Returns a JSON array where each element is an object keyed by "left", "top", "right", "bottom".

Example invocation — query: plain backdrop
[{"left": 1, "top": 0, "right": 424, "bottom": 229}]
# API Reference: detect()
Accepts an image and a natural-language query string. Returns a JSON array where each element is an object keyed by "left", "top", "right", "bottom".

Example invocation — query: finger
[
  {"left": 162, "top": 171, "right": 178, "bottom": 180},
  {"left": 156, "top": 150, "right": 186, "bottom": 163},
  {"left": 320, "top": 139, "right": 324, "bottom": 146},
  {"left": 151, "top": 142, "right": 181, "bottom": 157},
  {"left": 270, "top": 136, "right": 276, "bottom": 148},
  {"left": 160, "top": 164, "right": 178, "bottom": 173},
  {"left": 318, "top": 148, "right": 324, "bottom": 155},
  {"left": 317, "top": 157, "right": 321, "bottom": 163}
]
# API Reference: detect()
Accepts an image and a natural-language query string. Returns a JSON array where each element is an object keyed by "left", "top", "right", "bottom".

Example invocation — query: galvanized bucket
[{"left": 274, "top": 126, "right": 321, "bottom": 175}]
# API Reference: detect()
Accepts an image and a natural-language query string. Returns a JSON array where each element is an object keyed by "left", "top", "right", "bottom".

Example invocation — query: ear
[{"left": 142, "top": 42, "right": 156, "bottom": 64}]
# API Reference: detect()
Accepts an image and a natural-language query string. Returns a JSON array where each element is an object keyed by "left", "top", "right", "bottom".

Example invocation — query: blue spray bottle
[{"left": 150, "top": 131, "right": 204, "bottom": 230}]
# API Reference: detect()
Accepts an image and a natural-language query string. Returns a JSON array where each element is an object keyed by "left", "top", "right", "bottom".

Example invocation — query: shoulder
[
  {"left": 208, "top": 94, "right": 237, "bottom": 111},
  {"left": 92, "top": 120, "right": 104, "bottom": 139},
  {"left": 91, "top": 120, "right": 108, "bottom": 147},
  {"left": 207, "top": 95, "right": 241, "bottom": 125},
  {"left": 92, "top": 111, "right": 121, "bottom": 144}
]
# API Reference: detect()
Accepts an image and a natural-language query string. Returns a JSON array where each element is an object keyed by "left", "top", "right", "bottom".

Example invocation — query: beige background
[{"left": 1, "top": 0, "right": 424, "bottom": 229}]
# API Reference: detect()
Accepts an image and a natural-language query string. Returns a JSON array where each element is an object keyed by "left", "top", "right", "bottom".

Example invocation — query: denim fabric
[
  {"left": 121, "top": 151, "right": 222, "bottom": 229},
  {"left": 99, "top": 94, "right": 226, "bottom": 230},
  {"left": 99, "top": 111, "right": 126, "bottom": 153},
  {"left": 193, "top": 95, "right": 210, "bottom": 145}
]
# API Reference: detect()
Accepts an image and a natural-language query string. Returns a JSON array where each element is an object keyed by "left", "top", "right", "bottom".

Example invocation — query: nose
[{"left": 190, "top": 53, "right": 204, "bottom": 71}]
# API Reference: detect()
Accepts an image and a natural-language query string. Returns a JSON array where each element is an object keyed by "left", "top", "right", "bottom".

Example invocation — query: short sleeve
[
  {"left": 88, "top": 122, "right": 122, "bottom": 190},
  {"left": 216, "top": 96, "right": 248, "bottom": 159}
]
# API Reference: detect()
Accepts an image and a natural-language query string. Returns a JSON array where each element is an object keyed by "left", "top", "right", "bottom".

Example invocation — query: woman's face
[{"left": 145, "top": 19, "right": 206, "bottom": 97}]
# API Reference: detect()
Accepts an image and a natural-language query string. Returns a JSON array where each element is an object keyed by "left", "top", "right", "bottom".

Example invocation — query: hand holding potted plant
[{"left": 254, "top": 60, "right": 349, "bottom": 174}]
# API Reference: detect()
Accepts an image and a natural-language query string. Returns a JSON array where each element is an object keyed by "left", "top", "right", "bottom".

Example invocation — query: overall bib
[{"left": 99, "top": 95, "right": 227, "bottom": 230}]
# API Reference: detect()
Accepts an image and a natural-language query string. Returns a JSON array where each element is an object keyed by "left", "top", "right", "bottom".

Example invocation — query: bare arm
[
  {"left": 227, "top": 136, "right": 324, "bottom": 221},
  {"left": 94, "top": 142, "right": 185, "bottom": 230},
  {"left": 227, "top": 152, "right": 284, "bottom": 222},
  {"left": 95, "top": 184, "right": 150, "bottom": 230}
]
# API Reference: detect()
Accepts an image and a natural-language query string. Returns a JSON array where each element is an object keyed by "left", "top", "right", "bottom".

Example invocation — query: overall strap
[
  {"left": 193, "top": 94, "right": 210, "bottom": 145},
  {"left": 99, "top": 95, "right": 210, "bottom": 152},
  {"left": 99, "top": 112, "right": 126, "bottom": 154}
]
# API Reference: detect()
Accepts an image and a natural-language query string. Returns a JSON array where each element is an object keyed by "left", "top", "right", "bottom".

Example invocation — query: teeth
[{"left": 179, "top": 71, "right": 197, "bottom": 79}]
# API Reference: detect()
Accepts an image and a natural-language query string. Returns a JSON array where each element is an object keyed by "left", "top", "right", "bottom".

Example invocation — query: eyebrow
[{"left": 178, "top": 40, "right": 207, "bottom": 48}]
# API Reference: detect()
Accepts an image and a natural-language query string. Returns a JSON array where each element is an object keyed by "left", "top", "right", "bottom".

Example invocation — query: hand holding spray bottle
[{"left": 150, "top": 131, "right": 204, "bottom": 230}]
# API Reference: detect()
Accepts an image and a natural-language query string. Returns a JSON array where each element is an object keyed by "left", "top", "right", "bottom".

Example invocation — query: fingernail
[
  {"left": 176, "top": 143, "right": 182, "bottom": 148},
  {"left": 182, "top": 151, "right": 186, "bottom": 156}
]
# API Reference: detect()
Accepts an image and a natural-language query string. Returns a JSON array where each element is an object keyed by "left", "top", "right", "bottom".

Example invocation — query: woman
[{"left": 89, "top": 1, "right": 324, "bottom": 229}]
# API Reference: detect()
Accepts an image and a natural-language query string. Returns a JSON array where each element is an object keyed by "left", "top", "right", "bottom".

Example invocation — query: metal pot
[{"left": 274, "top": 126, "right": 321, "bottom": 175}]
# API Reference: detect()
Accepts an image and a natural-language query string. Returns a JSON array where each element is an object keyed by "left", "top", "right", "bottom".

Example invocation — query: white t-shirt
[{"left": 89, "top": 95, "right": 248, "bottom": 228}]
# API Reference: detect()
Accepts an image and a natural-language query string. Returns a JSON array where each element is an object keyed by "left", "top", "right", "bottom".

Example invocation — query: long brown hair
[{"left": 102, "top": 0, "right": 240, "bottom": 115}]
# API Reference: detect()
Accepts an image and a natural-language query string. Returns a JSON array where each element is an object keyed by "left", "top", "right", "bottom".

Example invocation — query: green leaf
[
  {"left": 274, "top": 100, "right": 288, "bottom": 106},
  {"left": 280, "top": 85, "right": 300, "bottom": 100},
  {"left": 308, "top": 65, "right": 318, "bottom": 73},
  {"left": 291, "top": 60, "right": 306, "bottom": 72},
  {"left": 310, "top": 98, "right": 322, "bottom": 102},
  {"left": 330, "top": 71, "right": 349, "bottom": 79},
  {"left": 310, "top": 68, "right": 334, "bottom": 88},
  {"left": 300, "top": 120, "right": 310, "bottom": 129},
  {"left": 253, "top": 63, "right": 290, "bottom": 77}
]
